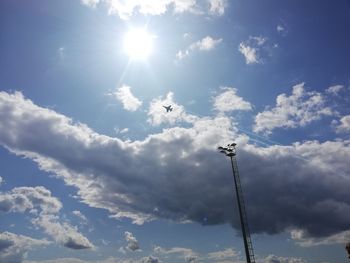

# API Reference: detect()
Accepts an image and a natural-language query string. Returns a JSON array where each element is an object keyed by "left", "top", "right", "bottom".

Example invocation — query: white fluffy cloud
[
  {"left": 238, "top": 36, "right": 268, "bottom": 65},
  {"left": 147, "top": 91, "right": 198, "bottom": 125},
  {"left": 334, "top": 115, "right": 350, "bottom": 133},
  {"left": 0, "top": 231, "right": 51, "bottom": 263},
  {"left": 193, "top": 36, "right": 223, "bottom": 51},
  {"left": 81, "top": 0, "right": 99, "bottom": 8},
  {"left": 0, "top": 185, "right": 93, "bottom": 250},
  {"left": 0, "top": 186, "right": 62, "bottom": 215},
  {"left": 114, "top": 85, "right": 142, "bottom": 112},
  {"left": 124, "top": 231, "right": 140, "bottom": 251},
  {"left": 213, "top": 87, "right": 252, "bottom": 112},
  {"left": 208, "top": 0, "right": 227, "bottom": 15},
  {"left": 0, "top": 91, "right": 349, "bottom": 244},
  {"left": 239, "top": 43, "right": 259, "bottom": 64},
  {"left": 176, "top": 36, "right": 222, "bottom": 60},
  {"left": 81, "top": 0, "right": 227, "bottom": 19},
  {"left": 254, "top": 83, "right": 334, "bottom": 134}
]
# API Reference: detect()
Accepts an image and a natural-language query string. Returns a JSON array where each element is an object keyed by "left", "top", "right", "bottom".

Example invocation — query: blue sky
[{"left": 0, "top": 0, "right": 350, "bottom": 262}]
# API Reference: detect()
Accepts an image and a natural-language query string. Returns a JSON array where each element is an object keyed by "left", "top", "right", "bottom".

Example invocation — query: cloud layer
[
  {"left": 0, "top": 91, "right": 349, "bottom": 243},
  {"left": 81, "top": 0, "right": 227, "bottom": 19},
  {"left": 0, "top": 232, "right": 51, "bottom": 263},
  {"left": 0, "top": 185, "right": 93, "bottom": 250}
]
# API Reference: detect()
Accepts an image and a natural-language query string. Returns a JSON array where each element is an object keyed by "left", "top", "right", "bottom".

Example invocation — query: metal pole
[
  {"left": 218, "top": 143, "right": 255, "bottom": 263},
  {"left": 230, "top": 156, "right": 251, "bottom": 263}
]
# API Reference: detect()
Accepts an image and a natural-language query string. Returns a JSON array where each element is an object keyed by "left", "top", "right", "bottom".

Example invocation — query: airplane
[{"left": 163, "top": 105, "right": 173, "bottom": 112}]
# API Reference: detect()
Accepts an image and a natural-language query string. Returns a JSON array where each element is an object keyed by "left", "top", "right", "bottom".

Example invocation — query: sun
[{"left": 123, "top": 28, "right": 154, "bottom": 60}]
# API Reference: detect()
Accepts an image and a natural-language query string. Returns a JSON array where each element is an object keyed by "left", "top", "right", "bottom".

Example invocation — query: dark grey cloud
[
  {"left": 0, "top": 91, "right": 349, "bottom": 243},
  {"left": 0, "top": 238, "right": 14, "bottom": 252},
  {"left": 64, "top": 237, "right": 92, "bottom": 250},
  {"left": 239, "top": 142, "right": 350, "bottom": 237}
]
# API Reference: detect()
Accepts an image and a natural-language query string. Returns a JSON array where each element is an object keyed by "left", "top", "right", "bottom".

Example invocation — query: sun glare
[{"left": 123, "top": 28, "right": 154, "bottom": 60}]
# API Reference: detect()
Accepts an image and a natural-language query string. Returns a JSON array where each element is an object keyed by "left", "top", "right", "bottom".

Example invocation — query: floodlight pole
[{"left": 218, "top": 143, "right": 255, "bottom": 263}]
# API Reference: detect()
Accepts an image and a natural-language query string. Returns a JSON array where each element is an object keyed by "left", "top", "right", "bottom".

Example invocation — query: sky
[{"left": 0, "top": 0, "right": 350, "bottom": 262}]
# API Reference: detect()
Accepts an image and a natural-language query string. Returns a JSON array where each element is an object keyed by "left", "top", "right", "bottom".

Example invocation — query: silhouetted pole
[
  {"left": 346, "top": 242, "right": 350, "bottom": 260},
  {"left": 218, "top": 143, "right": 255, "bottom": 263}
]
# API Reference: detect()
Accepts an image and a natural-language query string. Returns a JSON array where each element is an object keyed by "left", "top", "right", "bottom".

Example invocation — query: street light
[{"left": 218, "top": 143, "right": 256, "bottom": 263}]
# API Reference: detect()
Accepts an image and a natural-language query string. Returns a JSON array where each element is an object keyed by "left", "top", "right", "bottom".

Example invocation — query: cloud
[
  {"left": 254, "top": 83, "right": 334, "bottom": 134},
  {"left": 176, "top": 36, "right": 222, "bottom": 60},
  {"left": 326, "top": 85, "right": 344, "bottom": 95},
  {"left": 334, "top": 115, "right": 350, "bottom": 133},
  {"left": 106, "top": 0, "right": 198, "bottom": 19},
  {"left": 213, "top": 87, "right": 252, "bottom": 112},
  {"left": 277, "top": 25, "right": 285, "bottom": 33},
  {"left": 81, "top": 0, "right": 227, "bottom": 20},
  {"left": 114, "top": 127, "right": 129, "bottom": 136},
  {"left": 238, "top": 36, "right": 270, "bottom": 65},
  {"left": 0, "top": 185, "right": 93, "bottom": 250},
  {"left": 0, "top": 91, "right": 349, "bottom": 243},
  {"left": 72, "top": 210, "right": 88, "bottom": 224},
  {"left": 140, "top": 256, "right": 162, "bottom": 263},
  {"left": 238, "top": 43, "right": 259, "bottom": 64},
  {"left": 147, "top": 92, "right": 198, "bottom": 125},
  {"left": 114, "top": 85, "right": 142, "bottom": 112},
  {"left": 120, "top": 128, "right": 129, "bottom": 134},
  {"left": 290, "top": 228, "right": 350, "bottom": 247},
  {"left": 0, "top": 231, "right": 51, "bottom": 263},
  {"left": 0, "top": 176, "right": 3, "bottom": 186},
  {"left": 32, "top": 214, "right": 93, "bottom": 249},
  {"left": 208, "top": 0, "right": 227, "bottom": 15},
  {"left": 124, "top": 231, "right": 140, "bottom": 251},
  {"left": 24, "top": 257, "right": 143, "bottom": 263},
  {"left": 154, "top": 246, "right": 239, "bottom": 262},
  {"left": 262, "top": 254, "right": 307, "bottom": 263},
  {"left": 207, "top": 248, "right": 239, "bottom": 261},
  {"left": 81, "top": 0, "right": 99, "bottom": 8},
  {"left": 25, "top": 259, "right": 88, "bottom": 263},
  {"left": 193, "top": 36, "right": 223, "bottom": 51},
  {"left": 0, "top": 186, "right": 62, "bottom": 214},
  {"left": 154, "top": 246, "right": 197, "bottom": 262}
]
